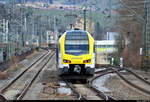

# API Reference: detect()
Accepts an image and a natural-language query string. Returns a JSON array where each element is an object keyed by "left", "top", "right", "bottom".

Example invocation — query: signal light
[
  {"left": 63, "top": 59, "right": 71, "bottom": 63},
  {"left": 67, "top": 60, "right": 71, "bottom": 63},
  {"left": 83, "top": 59, "right": 91, "bottom": 63},
  {"left": 83, "top": 60, "right": 87, "bottom": 63}
]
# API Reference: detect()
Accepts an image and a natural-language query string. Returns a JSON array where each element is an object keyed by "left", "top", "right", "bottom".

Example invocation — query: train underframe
[{"left": 58, "top": 64, "right": 95, "bottom": 79}]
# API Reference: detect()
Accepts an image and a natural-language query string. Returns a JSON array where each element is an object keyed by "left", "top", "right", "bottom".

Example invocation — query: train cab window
[{"left": 65, "top": 31, "right": 89, "bottom": 56}]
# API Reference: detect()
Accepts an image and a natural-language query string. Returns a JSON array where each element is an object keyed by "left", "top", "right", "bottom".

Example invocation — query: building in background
[
  {"left": 95, "top": 40, "right": 117, "bottom": 65},
  {"left": 46, "top": 30, "right": 55, "bottom": 45}
]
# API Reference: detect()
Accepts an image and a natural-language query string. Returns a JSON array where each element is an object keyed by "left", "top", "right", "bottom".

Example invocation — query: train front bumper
[
  {"left": 58, "top": 67, "right": 95, "bottom": 75},
  {"left": 58, "top": 67, "right": 69, "bottom": 75},
  {"left": 85, "top": 67, "right": 95, "bottom": 75}
]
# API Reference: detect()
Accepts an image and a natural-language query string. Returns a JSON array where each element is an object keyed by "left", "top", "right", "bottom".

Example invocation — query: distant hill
[
  {"left": 15, "top": 0, "right": 86, "bottom": 5},
  {"left": 16, "top": 0, "right": 53, "bottom": 4},
  {"left": 1, "top": 0, "right": 118, "bottom": 14}
]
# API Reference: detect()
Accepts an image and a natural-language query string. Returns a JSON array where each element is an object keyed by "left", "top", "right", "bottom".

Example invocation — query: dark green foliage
[
  {"left": 142, "top": 56, "right": 150, "bottom": 72},
  {"left": 114, "top": 56, "right": 119, "bottom": 66}
]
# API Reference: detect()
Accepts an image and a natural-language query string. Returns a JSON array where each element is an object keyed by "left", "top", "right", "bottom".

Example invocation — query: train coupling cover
[{"left": 74, "top": 65, "right": 81, "bottom": 74}]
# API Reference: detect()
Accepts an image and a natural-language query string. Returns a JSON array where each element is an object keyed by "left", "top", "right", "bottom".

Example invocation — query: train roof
[{"left": 65, "top": 30, "right": 89, "bottom": 40}]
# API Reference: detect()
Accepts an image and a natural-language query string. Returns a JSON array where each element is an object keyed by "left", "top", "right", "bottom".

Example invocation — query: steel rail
[
  {"left": 123, "top": 68, "right": 150, "bottom": 85},
  {"left": 0, "top": 51, "right": 49, "bottom": 100},
  {"left": 17, "top": 52, "right": 55, "bottom": 100},
  {"left": 61, "top": 68, "right": 122, "bottom": 100},
  {"left": 95, "top": 67, "right": 123, "bottom": 74},
  {"left": 90, "top": 67, "right": 125, "bottom": 100},
  {"left": 91, "top": 66, "right": 150, "bottom": 100},
  {"left": 90, "top": 70, "right": 117, "bottom": 100},
  {"left": 62, "top": 77, "right": 88, "bottom": 100},
  {"left": 0, "top": 94, "right": 6, "bottom": 101},
  {"left": 95, "top": 68, "right": 113, "bottom": 74},
  {"left": 113, "top": 68, "right": 150, "bottom": 95}
]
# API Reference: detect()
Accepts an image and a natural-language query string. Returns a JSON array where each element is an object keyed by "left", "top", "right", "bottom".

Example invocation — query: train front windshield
[{"left": 65, "top": 32, "right": 89, "bottom": 56}]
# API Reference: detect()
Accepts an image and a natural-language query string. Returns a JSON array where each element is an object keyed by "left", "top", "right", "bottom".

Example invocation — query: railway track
[
  {"left": 62, "top": 78, "right": 88, "bottom": 100},
  {"left": 95, "top": 67, "right": 150, "bottom": 99},
  {"left": 90, "top": 68, "right": 120, "bottom": 100},
  {"left": 1, "top": 60, "right": 149, "bottom": 100},
  {"left": 95, "top": 67, "right": 113, "bottom": 74},
  {"left": 0, "top": 50, "right": 55, "bottom": 100},
  {"left": 112, "top": 68, "right": 150, "bottom": 96},
  {"left": 61, "top": 68, "right": 117, "bottom": 100},
  {"left": 123, "top": 68, "right": 150, "bottom": 85},
  {"left": 62, "top": 78, "right": 105, "bottom": 100},
  {"left": 92, "top": 67, "right": 150, "bottom": 99},
  {"left": 61, "top": 67, "right": 150, "bottom": 100}
]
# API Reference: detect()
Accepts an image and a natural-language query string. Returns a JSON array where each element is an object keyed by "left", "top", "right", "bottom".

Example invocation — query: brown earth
[
  {"left": 0, "top": 71, "right": 8, "bottom": 79},
  {"left": 26, "top": 50, "right": 39, "bottom": 59}
]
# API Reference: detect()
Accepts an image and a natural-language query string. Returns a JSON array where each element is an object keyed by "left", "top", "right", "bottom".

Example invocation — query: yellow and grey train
[{"left": 56, "top": 30, "right": 95, "bottom": 78}]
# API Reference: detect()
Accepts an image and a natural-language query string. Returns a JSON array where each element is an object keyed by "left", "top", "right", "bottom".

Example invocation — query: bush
[
  {"left": 147, "top": 56, "right": 150, "bottom": 71},
  {"left": 142, "top": 56, "right": 150, "bottom": 71},
  {"left": 114, "top": 57, "right": 120, "bottom": 66}
]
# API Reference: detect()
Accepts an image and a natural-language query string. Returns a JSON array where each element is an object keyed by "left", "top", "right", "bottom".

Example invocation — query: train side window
[
  {"left": 58, "top": 44, "right": 60, "bottom": 52},
  {"left": 58, "top": 35, "right": 61, "bottom": 38}
]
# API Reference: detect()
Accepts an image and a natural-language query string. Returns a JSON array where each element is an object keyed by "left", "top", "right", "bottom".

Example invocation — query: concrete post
[
  {"left": 120, "top": 57, "right": 123, "bottom": 68},
  {"left": 111, "top": 57, "right": 114, "bottom": 66}
]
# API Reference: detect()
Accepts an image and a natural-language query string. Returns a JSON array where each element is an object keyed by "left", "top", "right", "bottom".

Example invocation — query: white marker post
[
  {"left": 120, "top": 57, "right": 123, "bottom": 68},
  {"left": 111, "top": 58, "right": 114, "bottom": 66},
  {"left": 140, "top": 48, "right": 142, "bottom": 55}
]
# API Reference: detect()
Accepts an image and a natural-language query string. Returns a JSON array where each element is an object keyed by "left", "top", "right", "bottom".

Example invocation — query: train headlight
[
  {"left": 83, "top": 59, "right": 91, "bottom": 63},
  {"left": 63, "top": 59, "right": 71, "bottom": 63}
]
